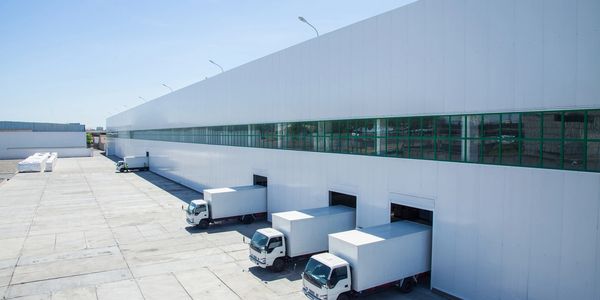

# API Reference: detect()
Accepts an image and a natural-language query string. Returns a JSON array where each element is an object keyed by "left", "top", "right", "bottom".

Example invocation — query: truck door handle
[
  {"left": 279, "top": 251, "right": 283, "bottom": 254},
  {"left": 344, "top": 285, "right": 348, "bottom": 288}
]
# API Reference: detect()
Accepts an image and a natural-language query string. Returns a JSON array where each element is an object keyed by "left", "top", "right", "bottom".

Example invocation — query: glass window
[
  {"left": 587, "top": 142, "right": 600, "bottom": 171},
  {"left": 466, "top": 139, "right": 481, "bottom": 163},
  {"left": 501, "top": 113, "right": 520, "bottom": 139},
  {"left": 409, "top": 117, "right": 422, "bottom": 137},
  {"left": 564, "top": 111, "right": 585, "bottom": 139},
  {"left": 501, "top": 139, "right": 520, "bottom": 165},
  {"left": 436, "top": 139, "right": 450, "bottom": 160},
  {"left": 422, "top": 117, "right": 435, "bottom": 137},
  {"left": 542, "top": 141, "right": 561, "bottom": 169},
  {"left": 522, "top": 113, "right": 542, "bottom": 138},
  {"left": 467, "top": 115, "right": 482, "bottom": 138},
  {"left": 436, "top": 116, "right": 450, "bottom": 137},
  {"left": 409, "top": 139, "right": 422, "bottom": 159},
  {"left": 423, "top": 139, "right": 435, "bottom": 159},
  {"left": 483, "top": 140, "right": 499, "bottom": 164},
  {"left": 483, "top": 114, "right": 500, "bottom": 137},
  {"left": 387, "top": 118, "right": 409, "bottom": 137},
  {"left": 564, "top": 141, "right": 585, "bottom": 170},
  {"left": 587, "top": 111, "right": 600, "bottom": 140},
  {"left": 450, "top": 116, "right": 464, "bottom": 138},
  {"left": 522, "top": 140, "right": 541, "bottom": 167},
  {"left": 450, "top": 140, "right": 463, "bottom": 162},
  {"left": 543, "top": 112, "right": 563, "bottom": 139}
]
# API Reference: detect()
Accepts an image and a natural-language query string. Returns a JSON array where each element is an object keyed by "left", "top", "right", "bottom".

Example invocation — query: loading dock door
[
  {"left": 253, "top": 175, "right": 267, "bottom": 187},
  {"left": 329, "top": 191, "right": 356, "bottom": 208}
]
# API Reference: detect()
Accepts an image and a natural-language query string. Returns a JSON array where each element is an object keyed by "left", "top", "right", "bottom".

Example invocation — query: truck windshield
[
  {"left": 303, "top": 258, "right": 331, "bottom": 288},
  {"left": 187, "top": 202, "right": 197, "bottom": 214},
  {"left": 250, "top": 231, "right": 269, "bottom": 252}
]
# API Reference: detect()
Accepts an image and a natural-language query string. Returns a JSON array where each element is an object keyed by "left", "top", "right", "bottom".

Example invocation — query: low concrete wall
[{"left": 0, "top": 132, "right": 91, "bottom": 159}]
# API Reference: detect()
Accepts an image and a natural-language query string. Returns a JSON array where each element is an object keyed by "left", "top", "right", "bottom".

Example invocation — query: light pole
[
  {"left": 298, "top": 16, "right": 319, "bottom": 37},
  {"left": 162, "top": 83, "right": 173, "bottom": 92},
  {"left": 209, "top": 60, "right": 224, "bottom": 73},
  {"left": 138, "top": 96, "right": 146, "bottom": 102}
]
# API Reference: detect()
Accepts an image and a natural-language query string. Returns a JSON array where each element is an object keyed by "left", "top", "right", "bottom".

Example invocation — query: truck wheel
[
  {"left": 399, "top": 277, "right": 415, "bottom": 293},
  {"left": 337, "top": 293, "right": 350, "bottom": 300},
  {"left": 271, "top": 258, "right": 285, "bottom": 272},
  {"left": 198, "top": 219, "right": 209, "bottom": 229},
  {"left": 241, "top": 215, "right": 254, "bottom": 224}
]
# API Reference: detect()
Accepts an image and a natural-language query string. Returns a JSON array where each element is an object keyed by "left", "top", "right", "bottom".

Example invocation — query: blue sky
[{"left": 0, "top": 0, "right": 411, "bottom": 129}]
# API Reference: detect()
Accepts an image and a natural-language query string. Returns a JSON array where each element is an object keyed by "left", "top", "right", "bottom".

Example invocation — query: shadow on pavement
[{"left": 248, "top": 260, "right": 306, "bottom": 282}]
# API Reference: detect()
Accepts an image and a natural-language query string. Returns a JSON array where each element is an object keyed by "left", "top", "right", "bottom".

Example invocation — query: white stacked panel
[
  {"left": 329, "top": 221, "right": 431, "bottom": 292},
  {"left": 17, "top": 152, "right": 50, "bottom": 172},
  {"left": 203, "top": 185, "right": 267, "bottom": 219},
  {"left": 45, "top": 152, "right": 58, "bottom": 172},
  {"left": 272, "top": 205, "right": 355, "bottom": 257}
]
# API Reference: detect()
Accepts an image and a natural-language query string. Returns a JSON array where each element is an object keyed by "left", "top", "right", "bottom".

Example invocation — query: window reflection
[{"left": 119, "top": 109, "right": 600, "bottom": 172}]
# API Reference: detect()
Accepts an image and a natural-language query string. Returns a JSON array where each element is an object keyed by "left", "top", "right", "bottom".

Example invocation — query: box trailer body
[
  {"left": 273, "top": 205, "right": 355, "bottom": 257},
  {"left": 186, "top": 185, "right": 267, "bottom": 228},
  {"left": 302, "top": 221, "right": 431, "bottom": 300},
  {"left": 204, "top": 185, "right": 267, "bottom": 219},
  {"left": 116, "top": 156, "right": 148, "bottom": 172},
  {"left": 249, "top": 205, "right": 356, "bottom": 271},
  {"left": 330, "top": 221, "right": 431, "bottom": 292}
]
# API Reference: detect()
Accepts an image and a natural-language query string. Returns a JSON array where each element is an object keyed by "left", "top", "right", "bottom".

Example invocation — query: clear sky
[{"left": 0, "top": 0, "right": 412, "bottom": 129}]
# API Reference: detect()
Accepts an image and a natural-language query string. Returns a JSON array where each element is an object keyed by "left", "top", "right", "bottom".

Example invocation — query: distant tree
[{"left": 86, "top": 133, "right": 93, "bottom": 147}]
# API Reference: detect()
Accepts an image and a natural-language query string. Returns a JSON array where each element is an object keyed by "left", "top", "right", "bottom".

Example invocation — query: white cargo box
[
  {"left": 329, "top": 221, "right": 431, "bottom": 292},
  {"left": 203, "top": 185, "right": 267, "bottom": 219},
  {"left": 45, "top": 153, "right": 58, "bottom": 172},
  {"left": 18, "top": 152, "right": 50, "bottom": 172},
  {"left": 123, "top": 156, "right": 148, "bottom": 168},
  {"left": 273, "top": 205, "right": 355, "bottom": 258}
]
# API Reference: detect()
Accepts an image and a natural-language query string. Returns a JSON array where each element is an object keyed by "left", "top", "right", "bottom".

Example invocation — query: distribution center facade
[{"left": 107, "top": 0, "right": 600, "bottom": 299}]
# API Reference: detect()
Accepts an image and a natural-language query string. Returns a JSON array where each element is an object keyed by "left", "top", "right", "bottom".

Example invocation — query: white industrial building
[
  {"left": 0, "top": 121, "right": 91, "bottom": 159},
  {"left": 107, "top": 0, "right": 600, "bottom": 299}
]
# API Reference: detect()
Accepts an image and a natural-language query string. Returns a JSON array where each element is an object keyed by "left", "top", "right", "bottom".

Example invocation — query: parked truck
[
  {"left": 116, "top": 156, "right": 149, "bottom": 172},
  {"left": 302, "top": 221, "right": 432, "bottom": 300},
  {"left": 185, "top": 185, "right": 267, "bottom": 229},
  {"left": 249, "top": 205, "right": 355, "bottom": 272}
]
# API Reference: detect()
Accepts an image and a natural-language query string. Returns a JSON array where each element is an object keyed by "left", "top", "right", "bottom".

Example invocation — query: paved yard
[{"left": 0, "top": 154, "right": 443, "bottom": 300}]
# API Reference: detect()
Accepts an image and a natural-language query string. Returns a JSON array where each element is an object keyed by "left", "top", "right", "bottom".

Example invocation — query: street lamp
[
  {"left": 209, "top": 60, "right": 224, "bottom": 73},
  {"left": 298, "top": 16, "right": 319, "bottom": 37},
  {"left": 138, "top": 96, "right": 146, "bottom": 102},
  {"left": 162, "top": 83, "right": 173, "bottom": 92}
]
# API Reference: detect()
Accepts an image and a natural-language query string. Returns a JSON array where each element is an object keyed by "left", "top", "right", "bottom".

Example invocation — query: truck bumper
[
  {"left": 302, "top": 287, "right": 323, "bottom": 300},
  {"left": 249, "top": 254, "right": 267, "bottom": 267},
  {"left": 186, "top": 217, "right": 195, "bottom": 225}
]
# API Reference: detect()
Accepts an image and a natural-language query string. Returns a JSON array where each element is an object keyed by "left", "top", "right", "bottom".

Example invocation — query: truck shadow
[
  {"left": 247, "top": 259, "right": 307, "bottom": 282},
  {"left": 185, "top": 219, "right": 269, "bottom": 239},
  {"left": 133, "top": 171, "right": 203, "bottom": 204}
]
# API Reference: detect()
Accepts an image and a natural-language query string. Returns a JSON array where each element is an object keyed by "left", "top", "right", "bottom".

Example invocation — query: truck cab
[
  {"left": 115, "top": 161, "right": 125, "bottom": 172},
  {"left": 249, "top": 228, "right": 286, "bottom": 271},
  {"left": 185, "top": 200, "right": 210, "bottom": 228},
  {"left": 302, "top": 253, "right": 351, "bottom": 300}
]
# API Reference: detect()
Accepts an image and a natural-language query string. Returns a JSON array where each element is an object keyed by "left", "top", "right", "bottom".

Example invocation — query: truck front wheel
[
  {"left": 240, "top": 215, "right": 255, "bottom": 224},
  {"left": 399, "top": 277, "right": 415, "bottom": 293},
  {"left": 198, "top": 219, "right": 209, "bottom": 229},
  {"left": 271, "top": 258, "right": 285, "bottom": 272},
  {"left": 337, "top": 293, "right": 350, "bottom": 300}
]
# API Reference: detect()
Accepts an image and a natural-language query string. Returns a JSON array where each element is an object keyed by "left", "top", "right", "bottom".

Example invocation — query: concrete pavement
[{"left": 0, "top": 154, "right": 444, "bottom": 300}]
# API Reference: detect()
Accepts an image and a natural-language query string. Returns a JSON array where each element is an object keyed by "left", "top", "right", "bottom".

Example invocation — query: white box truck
[
  {"left": 116, "top": 156, "right": 149, "bottom": 172},
  {"left": 249, "top": 205, "right": 355, "bottom": 272},
  {"left": 302, "top": 221, "right": 431, "bottom": 300},
  {"left": 185, "top": 185, "right": 267, "bottom": 229}
]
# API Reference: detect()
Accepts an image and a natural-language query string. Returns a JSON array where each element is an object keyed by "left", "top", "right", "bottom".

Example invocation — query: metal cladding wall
[
  {"left": 0, "top": 132, "right": 91, "bottom": 159},
  {"left": 107, "top": 0, "right": 600, "bottom": 299}
]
